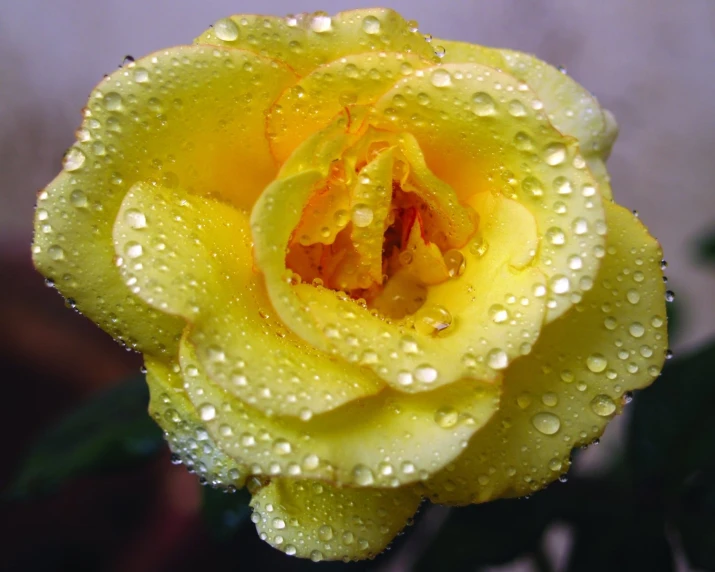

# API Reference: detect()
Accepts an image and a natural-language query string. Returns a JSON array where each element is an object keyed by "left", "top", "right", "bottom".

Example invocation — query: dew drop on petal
[
  {"left": 587, "top": 353, "right": 608, "bottom": 373},
  {"left": 214, "top": 18, "right": 239, "bottom": 41},
  {"left": 590, "top": 394, "right": 616, "bottom": 417},
  {"left": 531, "top": 412, "right": 561, "bottom": 435}
]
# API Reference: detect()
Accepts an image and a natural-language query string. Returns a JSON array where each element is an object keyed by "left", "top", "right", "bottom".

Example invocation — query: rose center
[{"left": 285, "top": 134, "right": 477, "bottom": 325}]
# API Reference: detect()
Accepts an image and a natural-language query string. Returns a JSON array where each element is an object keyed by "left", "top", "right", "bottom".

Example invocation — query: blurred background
[{"left": 1, "top": 1, "right": 714, "bottom": 571}]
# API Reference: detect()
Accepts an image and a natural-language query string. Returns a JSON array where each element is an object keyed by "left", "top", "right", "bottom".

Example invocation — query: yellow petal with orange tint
[
  {"left": 267, "top": 51, "right": 431, "bottom": 162},
  {"left": 370, "top": 62, "right": 606, "bottom": 323},
  {"left": 251, "top": 478, "right": 422, "bottom": 560},
  {"left": 435, "top": 41, "right": 617, "bottom": 198},
  {"left": 425, "top": 202, "right": 667, "bottom": 504},
  {"left": 254, "top": 119, "right": 547, "bottom": 391}
]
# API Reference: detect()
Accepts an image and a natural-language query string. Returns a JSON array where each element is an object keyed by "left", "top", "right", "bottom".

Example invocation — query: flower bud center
[{"left": 285, "top": 134, "right": 477, "bottom": 320}]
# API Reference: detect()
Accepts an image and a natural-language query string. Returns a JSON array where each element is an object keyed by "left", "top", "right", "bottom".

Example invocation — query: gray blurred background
[{"left": 2, "top": 0, "right": 714, "bottom": 350}]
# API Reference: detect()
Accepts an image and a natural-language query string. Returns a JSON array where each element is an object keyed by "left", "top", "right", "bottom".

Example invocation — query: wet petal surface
[
  {"left": 425, "top": 203, "right": 667, "bottom": 504},
  {"left": 251, "top": 478, "right": 422, "bottom": 560}
]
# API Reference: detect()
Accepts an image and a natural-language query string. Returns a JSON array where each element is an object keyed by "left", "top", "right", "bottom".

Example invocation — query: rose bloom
[{"left": 33, "top": 8, "right": 667, "bottom": 561}]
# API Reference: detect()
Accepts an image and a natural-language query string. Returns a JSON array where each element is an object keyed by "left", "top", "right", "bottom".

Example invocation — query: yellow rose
[{"left": 32, "top": 8, "right": 668, "bottom": 561}]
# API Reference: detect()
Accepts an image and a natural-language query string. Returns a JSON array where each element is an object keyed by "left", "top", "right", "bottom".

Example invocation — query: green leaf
[{"left": 6, "top": 375, "right": 163, "bottom": 499}]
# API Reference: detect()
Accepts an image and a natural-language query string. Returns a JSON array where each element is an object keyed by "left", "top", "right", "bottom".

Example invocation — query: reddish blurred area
[{"left": 0, "top": 244, "right": 207, "bottom": 572}]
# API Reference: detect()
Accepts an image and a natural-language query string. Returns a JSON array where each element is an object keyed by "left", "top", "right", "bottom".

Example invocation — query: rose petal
[
  {"left": 266, "top": 51, "right": 431, "bottom": 162},
  {"left": 179, "top": 336, "right": 500, "bottom": 486},
  {"left": 371, "top": 62, "right": 606, "bottom": 323},
  {"left": 33, "top": 45, "right": 297, "bottom": 356},
  {"left": 425, "top": 202, "right": 667, "bottom": 504},
  {"left": 250, "top": 478, "right": 422, "bottom": 560},
  {"left": 146, "top": 356, "right": 248, "bottom": 487},
  {"left": 195, "top": 8, "right": 435, "bottom": 76},
  {"left": 254, "top": 117, "right": 547, "bottom": 390},
  {"left": 114, "top": 181, "right": 384, "bottom": 417}
]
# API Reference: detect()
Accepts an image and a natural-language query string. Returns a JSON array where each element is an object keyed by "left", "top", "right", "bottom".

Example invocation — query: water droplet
[
  {"left": 507, "top": 99, "right": 527, "bottom": 117},
  {"left": 472, "top": 92, "right": 496, "bottom": 116},
  {"left": 554, "top": 176, "right": 573, "bottom": 195},
  {"left": 414, "top": 364, "right": 438, "bottom": 383},
  {"left": 124, "top": 209, "right": 147, "bottom": 229},
  {"left": 572, "top": 217, "right": 589, "bottom": 235},
  {"left": 443, "top": 249, "right": 466, "bottom": 277},
  {"left": 489, "top": 304, "right": 509, "bottom": 324},
  {"left": 434, "top": 406, "right": 458, "bottom": 428},
  {"left": 531, "top": 412, "right": 561, "bottom": 435},
  {"left": 550, "top": 275, "right": 570, "bottom": 294},
  {"left": 544, "top": 143, "right": 567, "bottom": 166},
  {"left": 587, "top": 353, "right": 608, "bottom": 373},
  {"left": 665, "top": 290, "right": 675, "bottom": 302},
  {"left": 590, "top": 394, "right": 616, "bottom": 417},
  {"left": 310, "top": 550, "right": 324, "bottom": 562},
  {"left": 214, "top": 18, "right": 239, "bottom": 41},
  {"left": 285, "top": 545, "right": 297, "bottom": 556},
  {"left": 103, "top": 92, "right": 123, "bottom": 111},
  {"left": 414, "top": 304, "right": 452, "bottom": 335},
  {"left": 522, "top": 176, "right": 544, "bottom": 198},
  {"left": 568, "top": 255, "right": 583, "bottom": 270},
  {"left": 430, "top": 68, "right": 452, "bottom": 87},
  {"left": 434, "top": 45, "right": 446, "bottom": 58},
  {"left": 546, "top": 227, "right": 566, "bottom": 245},
  {"left": 629, "top": 322, "right": 645, "bottom": 338},
  {"left": 124, "top": 241, "right": 143, "bottom": 259},
  {"left": 627, "top": 289, "right": 640, "bottom": 304},
  {"left": 272, "top": 438, "right": 292, "bottom": 455},
  {"left": 351, "top": 204, "right": 374, "bottom": 227},
  {"left": 542, "top": 392, "right": 559, "bottom": 407},
  {"left": 516, "top": 392, "right": 532, "bottom": 409},
  {"left": 318, "top": 525, "right": 334, "bottom": 541},
  {"left": 62, "top": 147, "right": 85, "bottom": 171},
  {"left": 310, "top": 13, "right": 332, "bottom": 33},
  {"left": 133, "top": 67, "right": 149, "bottom": 83},
  {"left": 48, "top": 245, "right": 65, "bottom": 261},
  {"left": 199, "top": 403, "right": 216, "bottom": 421},
  {"left": 487, "top": 348, "right": 508, "bottom": 370},
  {"left": 362, "top": 15, "right": 381, "bottom": 34},
  {"left": 352, "top": 464, "right": 375, "bottom": 486}
]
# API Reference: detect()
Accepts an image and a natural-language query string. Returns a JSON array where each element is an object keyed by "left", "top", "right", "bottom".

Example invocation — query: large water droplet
[
  {"left": 586, "top": 353, "right": 608, "bottom": 373},
  {"left": 351, "top": 204, "right": 374, "bottom": 227},
  {"left": 63, "top": 147, "right": 85, "bottom": 171},
  {"left": 430, "top": 68, "right": 452, "bottom": 87},
  {"left": 487, "top": 348, "right": 508, "bottom": 370},
  {"left": 362, "top": 15, "right": 381, "bottom": 34},
  {"left": 199, "top": 403, "right": 216, "bottom": 421},
  {"left": 590, "top": 394, "right": 616, "bottom": 417},
  {"left": 214, "top": 18, "right": 239, "bottom": 41},
  {"left": 531, "top": 412, "right": 561, "bottom": 435},
  {"left": 544, "top": 143, "right": 567, "bottom": 166},
  {"left": 414, "top": 304, "right": 452, "bottom": 335}
]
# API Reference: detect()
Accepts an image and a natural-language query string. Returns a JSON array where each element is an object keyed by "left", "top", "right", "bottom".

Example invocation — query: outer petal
[
  {"left": 146, "top": 356, "right": 248, "bottom": 488},
  {"left": 435, "top": 41, "right": 617, "bottom": 198},
  {"left": 370, "top": 62, "right": 606, "bottom": 323},
  {"left": 114, "top": 181, "right": 383, "bottom": 417},
  {"left": 180, "top": 336, "right": 500, "bottom": 486},
  {"left": 425, "top": 203, "right": 667, "bottom": 504},
  {"left": 33, "top": 45, "right": 297, "bottom": 356},
  {"left": 250, "top": 478, "right": 422, "bottom": 561},
  {"left": 195, "top": 8, "right": 436, "bottom": 76},
  {"left": 253, "top": 118, "right": 547, "bottom": 390}
]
